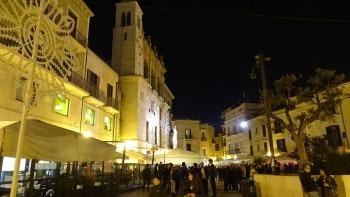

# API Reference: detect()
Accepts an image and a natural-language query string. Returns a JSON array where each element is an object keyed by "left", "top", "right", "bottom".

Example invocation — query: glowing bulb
[
  {"left": 240, "top": 121, "right": 248, "bottom": 128},
  {"left": 83, "top": 131, "right": 92, "bottom": 138}
]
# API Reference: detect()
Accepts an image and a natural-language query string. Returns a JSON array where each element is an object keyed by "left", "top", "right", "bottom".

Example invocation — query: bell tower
[{"left": 112, "top": 0, "right": 144, "bottom": 76}]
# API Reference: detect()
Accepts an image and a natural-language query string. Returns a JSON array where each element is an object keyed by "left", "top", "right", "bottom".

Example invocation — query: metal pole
[
  {"left": 256, "top": 54, "right": 275, "bottom": 167},
  {"left": 10, "top": 62, "right": 36, "bottom": 197},
  {"left": 151, "top": 147, "right": 155, "bottom": 175},
  {"left": 9, "top": 2, "right": 44, "bottom": 196},
  {"left": 122, "top": 145, "right": 126, "bottom": 168},
  {"left": 25, "top": 159, "right": 36, "bottom": 197}
]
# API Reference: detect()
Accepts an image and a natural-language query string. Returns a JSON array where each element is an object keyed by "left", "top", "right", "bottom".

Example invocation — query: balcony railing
[
  {"left": 69, "top": 72, "right": 87, "bottom": 90},
  {"left": 185, "top": 135, "right": 192, "bottom": 139},
  {"left": 201, "top": 137, "right": 207, "bottom": 141},
  {"left": 73, "top": 30, "right": 88, "bottom": 47},
  {"left": 106, "top": 96, "right": 119, "bottom": 110},
  {"left": 69, "top": 72, "right": 106, "bottom": 103},
  {"left": 87, "top": 83, "right": 106, "bottom": 103}
]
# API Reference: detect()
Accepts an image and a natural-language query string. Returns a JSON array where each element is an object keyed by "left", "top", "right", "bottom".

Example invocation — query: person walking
[
  {"left": 142, "top": 164, "right": 151, "bottom": 192},
  {"left": 299, "top": 164, "right": 320, "bottom": 197},
  {"left": 208, "top": 159, "right": 217, "bottom": 197},
  {"left": 317, "top": 168, "right": 337, "bottom": 197}
]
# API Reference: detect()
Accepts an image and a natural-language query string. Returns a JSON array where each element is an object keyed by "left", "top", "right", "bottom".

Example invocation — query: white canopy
[
  {"left": 0, "top": 119, "right": 122, "bottom": 162},
  {"left": 126, "top": 150, "right": 148, "bottom": 161},
  {"left": 154, "top": 148, "right": 201, "bottom": 165}
]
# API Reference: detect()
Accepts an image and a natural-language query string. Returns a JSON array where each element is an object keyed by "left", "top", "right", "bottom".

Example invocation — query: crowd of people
[
  {"left": 143, "top": 159, "right": 255, "bottom": 197},
  {"left": 216, "top": 163, "right": 251, "bottom": 192},
  {"left": 143, "top": 160, "right": 339, "bottom": 197},
  {"left": 143, "top": 159, "right": 218, "bottom": 197}
]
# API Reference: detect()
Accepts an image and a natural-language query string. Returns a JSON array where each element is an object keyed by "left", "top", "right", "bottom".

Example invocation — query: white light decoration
[
  {"left": 0, "top": 0, "right": 79, "bottom": 101},
  {"left": 240, "top": 121, "right": 248, "bottom": 128},
  {"left": 83, "top": 131, "right": 92, "bottom": 138},
  {"left": 0, "top": 1, "right": 80, "bottom": 196}
]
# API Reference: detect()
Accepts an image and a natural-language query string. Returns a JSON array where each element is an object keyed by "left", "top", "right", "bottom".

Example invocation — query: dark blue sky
[{"left": 85, "top": 0, "right": 350, "bottom": 130}]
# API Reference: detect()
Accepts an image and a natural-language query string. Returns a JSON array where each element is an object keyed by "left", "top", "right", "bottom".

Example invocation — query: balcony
[
  {"left": 69, "top": 30, "right": 87, "bottom": 53},
  {"left": 185, "top": 135, "right": 193, "bottom": 139},
  {"left": 229, "top": 148, "right": 241, "bottom": 154},
  {"left": 201, "top": 137, "right": 207, "bottom": 141},
  {"left": 68, "top": 72, "right": 106, "bottom": 107},
  {"left": 65, "top": 72, "right": 89, "bottom": 98},
  {"left": 85, "top": 83, "right": 106, "bottom": 107},
  {"left": 103, "top": 96, "right": 120, "bottom": 114}
]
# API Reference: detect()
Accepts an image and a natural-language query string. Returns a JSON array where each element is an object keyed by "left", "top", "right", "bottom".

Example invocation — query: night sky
[{"left": 85, "top": 0, "right": 350, "bottom": 130}]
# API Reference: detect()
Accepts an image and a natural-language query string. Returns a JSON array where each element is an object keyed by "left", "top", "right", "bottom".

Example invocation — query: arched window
[
  {"left": 121, "top": 12, "right": 126, "bottom": 27},
  {"left": 126, "top": 12, "right": 131, "bottom": 26}
]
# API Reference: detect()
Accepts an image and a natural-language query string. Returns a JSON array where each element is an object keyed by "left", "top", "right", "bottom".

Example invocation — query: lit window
[
  {"left": 185, "top": 129, "right": 192, "bottom": 139},
  {"left": 54, "top": 95, "right": 70, "bottom": 116},
  {"left": 104, "top": 115, "right": 112, "bottom": 131},
  {"left": 85, "top": 107, "right": 95, "bottom": 125}
]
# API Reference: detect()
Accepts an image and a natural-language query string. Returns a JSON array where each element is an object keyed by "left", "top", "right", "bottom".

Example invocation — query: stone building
[
  {"left": 111, "top": 0, "right": 174, "bottom": 156},
  {"left": 0, "top": 0, "right": 122, "bottom": 172},
  {"left": 174, "top": 119, "right": 216, "bottom": 162},
  {"left": 221, "top": 83, "right": 350, "bottom": 162}
]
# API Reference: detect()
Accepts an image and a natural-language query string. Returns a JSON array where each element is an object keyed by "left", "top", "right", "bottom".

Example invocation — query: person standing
[
  {"left": 170, "top": 164, "right": 177, "bottom": 197},
  {"left": 185, "top": 171, "right": 202, "bottom": 197},
  {"left": 179, "top": 162, "right": 189, "bottom": 197},
  {"left": 208, "top": 159, "right": 217, "bottom": 197},
  {"left": 199, "top": 162, "right": 209, "bottom": 194},
  {"left": 299, "top": 164, "right": 319, "bottom": 197},
  {"left": 154, "top": 163, "right": 159, "bottom": 177},
  {"left": 142, "top": 164, "right": 151, "bottom": 192},
  {"left": 150, "top": 176, "right": 168, "bottom": 197},
  {"left": 317, "top": 168, "right": 337, "bottom": 197}
]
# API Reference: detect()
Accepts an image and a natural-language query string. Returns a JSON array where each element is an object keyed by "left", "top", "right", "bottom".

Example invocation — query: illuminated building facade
[
  {"left": 111, "top": 0, "right": 174, "bottom": 155},
  {"left": 174, "top": 119, "right": 216, "bottom": 162},
  {"left": 0, "top": 0, "right": 121, "bottom": 143},
  {"left": 222, "top": 83, "right": 350, "bottom": 162}
]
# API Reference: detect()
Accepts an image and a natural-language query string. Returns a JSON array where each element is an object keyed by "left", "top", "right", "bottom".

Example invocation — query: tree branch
[
  {"left": 270, "top": 113, "right": 295, "bottom": 134},
  {"left": 285, "top": 107, "right": 294, "bottom": 131}
]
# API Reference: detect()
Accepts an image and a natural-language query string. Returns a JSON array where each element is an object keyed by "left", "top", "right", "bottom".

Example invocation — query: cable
[
  {"left": 142, "top": 6, "right": 350, "bottom": 23},
  {"left": 84, "top": 1, "right": 350, "bottom": 23}
]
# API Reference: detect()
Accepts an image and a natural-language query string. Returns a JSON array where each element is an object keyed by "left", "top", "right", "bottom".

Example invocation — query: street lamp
[
  {"left": 240, "top": 121, "right": 248, "bottom": 129},
  {"left": 251, "top": 54, "right": 275, "bottom": 167}
]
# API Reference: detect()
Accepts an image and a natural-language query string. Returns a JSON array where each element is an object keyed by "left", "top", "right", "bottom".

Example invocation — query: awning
[
  {"left": 0, "top": 119, "right": 122, "bottom": 162},
  {"left": 126, "top": 150, "right": 148, "bottom": 161},
  {"left": 154, "top": 149, "right": 201, "bottom": 165}
]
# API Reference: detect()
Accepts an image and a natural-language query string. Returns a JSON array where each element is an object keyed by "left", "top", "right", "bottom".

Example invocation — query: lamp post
[{"left": 251, "top": 54, "right": 275, "bottom": 167}]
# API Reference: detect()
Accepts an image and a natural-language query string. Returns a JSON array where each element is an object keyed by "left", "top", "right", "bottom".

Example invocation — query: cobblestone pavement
[{"left": 118, "top": 181, "right": 242, "bottom": 197}]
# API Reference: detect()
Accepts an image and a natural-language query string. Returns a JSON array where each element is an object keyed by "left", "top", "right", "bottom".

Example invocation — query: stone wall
[{"left": 254, "top": 174, "right": 350, "bottom": 197}]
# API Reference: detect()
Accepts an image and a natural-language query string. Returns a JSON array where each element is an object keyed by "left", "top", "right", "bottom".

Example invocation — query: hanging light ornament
[{"left": 0, "top": 0, "right": 80, "bottom": 196}]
